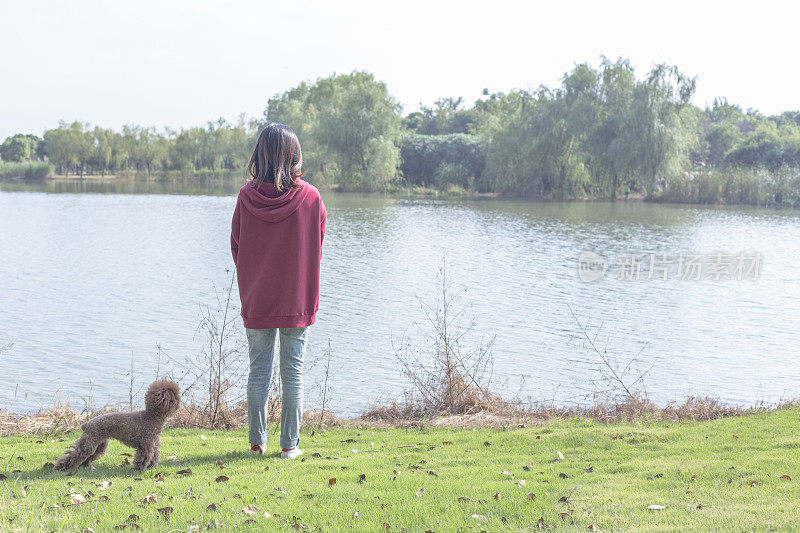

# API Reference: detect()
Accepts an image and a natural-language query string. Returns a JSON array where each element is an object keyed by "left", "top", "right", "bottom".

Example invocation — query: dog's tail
[
  {"left": 54, "top": 435, "right": 88, "bottom": 471},
  {"left": 144, "top": 379, "right": 181, "bottom": 417}
]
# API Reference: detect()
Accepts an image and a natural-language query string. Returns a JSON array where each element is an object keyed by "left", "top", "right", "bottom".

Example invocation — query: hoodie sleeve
[
  {"left": 231, "top": 198, "right": 241, "bottom": 266},
  {"left": 320, "top": 197, "right": 327, "bottom": 245}
]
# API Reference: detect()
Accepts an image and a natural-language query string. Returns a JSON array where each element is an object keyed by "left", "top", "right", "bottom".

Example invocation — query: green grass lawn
[{"left": 1, "top": 409, "right": 799, "bottom": 532}]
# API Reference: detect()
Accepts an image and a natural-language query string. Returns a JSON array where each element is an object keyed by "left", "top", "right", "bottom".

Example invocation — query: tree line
[{"left": 3, "top": 58, "right": 799, "bottom": 202}]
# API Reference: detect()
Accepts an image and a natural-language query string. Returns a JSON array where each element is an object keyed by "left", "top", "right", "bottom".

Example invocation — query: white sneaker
[{"left": 280, "top": 448, "right": 303, "bottom": 460}]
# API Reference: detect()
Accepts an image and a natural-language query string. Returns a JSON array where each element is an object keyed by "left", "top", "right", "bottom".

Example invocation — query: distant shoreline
[{"left": 3, "top": 173, "right": 799, "bottom": 208}]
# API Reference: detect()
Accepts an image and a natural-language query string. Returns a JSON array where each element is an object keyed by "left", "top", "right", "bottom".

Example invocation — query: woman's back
[{"left": 231, "top": 178, "right": 326, "bottom": 328}]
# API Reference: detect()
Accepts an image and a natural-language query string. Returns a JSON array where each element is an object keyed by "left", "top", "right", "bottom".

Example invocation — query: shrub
[{"left": 400, "top": 133, "right": 485, "bottom": 189}]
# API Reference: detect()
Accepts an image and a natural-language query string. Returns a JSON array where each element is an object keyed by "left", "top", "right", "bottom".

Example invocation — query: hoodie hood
[{"left": 239, "top": 179, "right": 311, "bottom": 223}]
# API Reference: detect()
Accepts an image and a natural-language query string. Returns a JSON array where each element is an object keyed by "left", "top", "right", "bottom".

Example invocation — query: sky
[{"left": 1, "top": 0, "right": 798, "bottom": 139}]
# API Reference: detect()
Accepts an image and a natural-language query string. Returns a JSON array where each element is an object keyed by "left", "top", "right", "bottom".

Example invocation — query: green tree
[
  {"left": 0, "top": 134, "right": 42, "bottom": 162},
  {"left": 266, "top": 71, "right": 402, "bottom": 191}
]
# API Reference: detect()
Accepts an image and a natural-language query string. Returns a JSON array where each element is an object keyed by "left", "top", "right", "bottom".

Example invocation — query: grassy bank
[
  {"left": 0, "top": 161, "right": 54, "bottom": 180},
  {"left": 2, "top": 408, "right": 799, "bottom": 531},
  {"left": 649, "top": 166, "right": 800, "bottom": 208}
]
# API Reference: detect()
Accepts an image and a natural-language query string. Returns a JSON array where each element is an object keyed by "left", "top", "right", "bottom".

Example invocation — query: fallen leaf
[
  {"left": 243, "top": 504, "right": 260, "bottom": 515},
  {"left": 70, "top": 493, "right": 86, "bottom": 505},
  {"left": 588, "top": 525, "right": 598, "bottom": 531},
  {"left": 112, "top": 525, "right": 126, "bottom": 531},
  {"left": 493, "top": 492, "right": 500, "bottom": 500},
  {"left": 206, "top": 503, "right": 217, "bottom": 511},
  {"left": 164, "top": 455, "right": 178, "bottom": 461},
  {"left": 264, "top": 512, "right": 273, "bottom": 518},
  {"left": 352, "top": 511, "right": 359, "bottom": 519},
  {"left": 732, "top": 435, "right": 738, "bottom": 439},
  {"left": 483, "top": 441, "right": 491, "bottom": 447},
  {"left": 215, "top": 460, "right": 223, "bottom": 466},
  {"left": 442, "top": 441, "right": 453, "bottom": 445},
  {"left": 585, "top": 466, "right": 594, "bottom": 473},
  {"left": 781, "top": 475, "right": 792, "bottom": 480},
  {"left": 329, "top": 478, "right": 337, "bottom": 486},
  {"left": 472, "top": 514, "right": 487, "bottom": 521},
  {"left": 556, "top": 451, "right": 564, "bottom": 461},
  {"left": 97, "top": 481, "right": 113, "bottom": 490},
  {"left": 127, "top": 514, "right": 139, "bottom": 523},
  {"left": 177, "top": 468, "right": 192, "bottom": 475},
  {"left": 748, "top": 480, "right": 762, "bottom": 487},
  {"left": 559, "top": 473, "right": 568, "bottom": 479},
  {"left": 457, "top": 496, "right": 474, "bottom": 502},
  {"left": 140, "top": 494, "right": 157, "bottom": 504},
  {"left": 647, "top": 505, "right": 667, "bottom": 511},
  {"left": 200, "top": 435, "right": 208, "bottom": 440},
  {"left": 518, "top": 480, "right": 526, "bottom": 486},
  {"left": 526, "top": 493, "right": 536, "bottom": 500},
  {"left": 358, "top": 474, "right": 366, "bottom": 483},
  {"left": 215, "top": 475, "right": 229, "bottom": 483},
  {"left": 501, "top": 470, "right": 514, "bottom": 478},
  {"left": 558, "top": 496, "right": 569, "bottom": 503},
  {"left": 415, "top": 488, "right": 424, "bottom": 497},
  {"left": 156, "top": 506, "right": 173, "bottom": 518}
]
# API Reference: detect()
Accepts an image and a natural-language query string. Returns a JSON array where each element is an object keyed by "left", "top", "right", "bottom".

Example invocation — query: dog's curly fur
[{"left": 54, "top": 380, "right": 180, "bottom": 471}]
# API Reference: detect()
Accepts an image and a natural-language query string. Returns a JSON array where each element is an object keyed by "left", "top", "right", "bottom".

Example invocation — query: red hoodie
[{"left": 231, "top": 179, "right": 326, "bottom": 329}]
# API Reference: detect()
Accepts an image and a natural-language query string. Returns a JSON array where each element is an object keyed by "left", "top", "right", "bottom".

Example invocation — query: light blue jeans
[{"left": 246, "top": 326, "right": 309, "bottom": 450}]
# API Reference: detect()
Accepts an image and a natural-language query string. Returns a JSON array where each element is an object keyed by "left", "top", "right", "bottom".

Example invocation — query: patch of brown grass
[
  {"left": 0, "top": 403, "right": 113, "bottom": 437},
  {"left": 0, "top": 399, "right": 355, "bottom": 437},
  {"left": 360, "top": 395, "right": 797, "bottom": 429},
  {"left": 2, "top": 395, "right": 795, "bottom": 436}
]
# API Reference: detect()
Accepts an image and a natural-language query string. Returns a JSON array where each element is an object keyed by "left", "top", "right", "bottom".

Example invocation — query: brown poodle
[{"left": 55, "top": 379, "right": 180, "bottom": 471}]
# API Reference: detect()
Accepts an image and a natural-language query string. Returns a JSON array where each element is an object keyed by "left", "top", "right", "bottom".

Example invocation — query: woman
[{"left": 230, "top": 123, "right": 326, "bottom": 459}]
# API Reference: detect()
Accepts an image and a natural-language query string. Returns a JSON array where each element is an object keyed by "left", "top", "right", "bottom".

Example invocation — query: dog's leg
[
  {"left": 146, "top": 438, "right": 161, "bottom": 469},
  {"left": 132, "top": 447, "right": 149, "bottom": 470},
  {"left": 81, "top": 438, "right": 109, "bottom": 468},
  {"left": 54, "top": 433, "right": 97, "bottom": 471}
]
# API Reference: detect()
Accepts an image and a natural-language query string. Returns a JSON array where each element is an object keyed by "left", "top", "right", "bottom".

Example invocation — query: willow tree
[
  {"left": 620, "top": 64, "right": 697, "bottom": 192},
  {"left": 265, "top": 71, "right": 402, "bottom": 191},
  {"left": 479, "top": 89, "right": 589, "bottom": 197}
]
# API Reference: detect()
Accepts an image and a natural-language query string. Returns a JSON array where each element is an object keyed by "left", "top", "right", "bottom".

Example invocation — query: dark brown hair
[{"left": 246, "top": 123, "right": 303, "bottom": 192}]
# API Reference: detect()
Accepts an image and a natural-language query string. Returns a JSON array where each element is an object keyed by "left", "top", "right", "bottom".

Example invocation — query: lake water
[{"left": 2, "top": 179, "right": 800, "bottom": 415}]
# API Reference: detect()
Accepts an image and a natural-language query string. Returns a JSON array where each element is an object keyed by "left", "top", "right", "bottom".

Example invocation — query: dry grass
[
  {"left": 0, "top": 403, "right": 105, "bottom": 437},
  {"left": 1, "top": 395, "right": 795, "bottom": 436},
  {"left": 361, "top": 395, "right": 796, "bottom": 429},
  {"left": 0, "top": 399, "right": 355, "bottom": 437}
]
